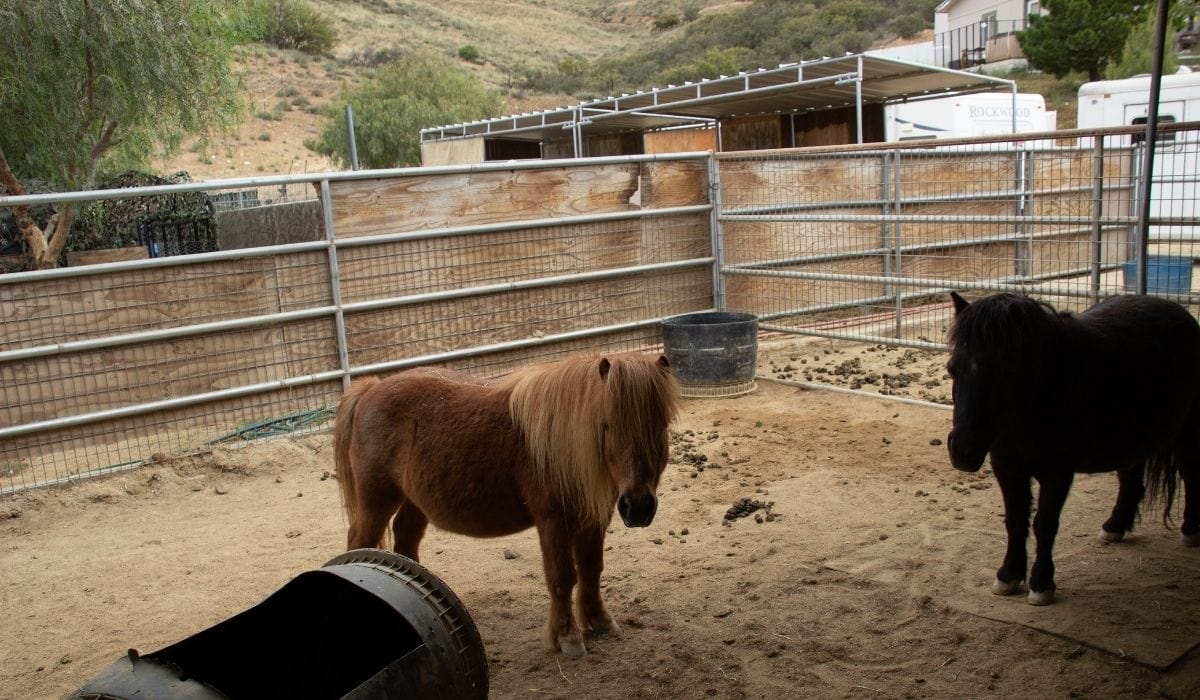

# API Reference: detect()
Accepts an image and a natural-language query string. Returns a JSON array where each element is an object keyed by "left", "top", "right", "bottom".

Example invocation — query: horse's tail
[
  {"left": 1144, "top": 452, "right": 1181, "bottom": 527},
  {"left": 334, "top": 376, "right": 381, "bottom": 532}
]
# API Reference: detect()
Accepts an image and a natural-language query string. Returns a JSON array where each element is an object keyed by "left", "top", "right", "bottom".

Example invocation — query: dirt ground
[{"left": 3, "top": 338, "right": 1200, "bottom": 699}]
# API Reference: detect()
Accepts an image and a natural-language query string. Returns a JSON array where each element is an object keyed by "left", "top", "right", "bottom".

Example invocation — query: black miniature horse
[{"left": 946, "top": 291, "right": 1200, "bottom": 605}]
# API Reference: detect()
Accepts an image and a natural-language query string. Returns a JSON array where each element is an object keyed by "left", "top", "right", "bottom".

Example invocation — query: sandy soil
[{"left": 3, "top": 339, "right": 1200, "bottom": 699}]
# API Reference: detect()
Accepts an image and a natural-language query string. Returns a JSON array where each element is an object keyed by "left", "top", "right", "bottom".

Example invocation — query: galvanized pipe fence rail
[
  {"left": 3, "top": 124, "right": 1198, "bottom": 493},
  {"left": 715, "top": 123, "right": 1200, "bottom": 350},
  {"left": 0, "top": 153, "right": 715, "bottom": 493}
]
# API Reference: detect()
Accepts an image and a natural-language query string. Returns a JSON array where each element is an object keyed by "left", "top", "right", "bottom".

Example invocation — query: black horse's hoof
[
  {"left": 1028, "top": 589, "right": 1055, "bottom": 606},
  {"left": 991, "top": 578, "right": 1021, "bottom": 596}
]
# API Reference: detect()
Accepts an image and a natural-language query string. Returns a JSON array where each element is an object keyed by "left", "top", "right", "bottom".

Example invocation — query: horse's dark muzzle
[
  {"left": 617, "top": 492, "right": 658, "bottom": 528},
  {"left": 947, "top": 432, "right": 986, "bottom": 472}
]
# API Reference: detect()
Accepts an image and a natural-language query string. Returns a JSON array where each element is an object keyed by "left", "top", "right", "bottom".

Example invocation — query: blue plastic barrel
[{"left": 1122, "top": 255, "right": 1193, "bottom": 296}]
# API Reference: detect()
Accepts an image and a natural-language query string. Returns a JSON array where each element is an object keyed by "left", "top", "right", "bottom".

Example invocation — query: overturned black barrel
[
  {"left": 662, "top": 311, "right": 758, "bottom": 398},
  {"left": 71, "top": 549, "right": 487, "bottom": 700}
]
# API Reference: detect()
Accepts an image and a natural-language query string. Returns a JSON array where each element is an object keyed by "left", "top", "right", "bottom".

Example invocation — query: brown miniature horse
[{"left": 334, "top": 352, "right": 680, "bottom": 657}]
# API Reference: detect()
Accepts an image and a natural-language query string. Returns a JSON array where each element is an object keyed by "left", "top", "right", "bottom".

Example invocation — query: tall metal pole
[
  {"left": 855, "top": 55, "right": 864, "bottom": 144},
  {"left": 345, "top": 105, "right": 360, "bottom": 171},
  {"left": 1134, "top": 0, "right": 1171, "bottom": 294}
]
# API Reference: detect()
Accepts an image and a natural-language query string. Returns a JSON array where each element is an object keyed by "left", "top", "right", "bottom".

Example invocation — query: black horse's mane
[{"left": 948, "top": 293, "right": 1069, "bottom": 361}]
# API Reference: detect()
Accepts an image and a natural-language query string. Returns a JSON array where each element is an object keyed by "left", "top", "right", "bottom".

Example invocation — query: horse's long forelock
[
  {"left": 949, "top": 293, "right": 1063, "bottom": 361},
  {"left": 504, "top": 354, "right": 678, "bottom": 528}
]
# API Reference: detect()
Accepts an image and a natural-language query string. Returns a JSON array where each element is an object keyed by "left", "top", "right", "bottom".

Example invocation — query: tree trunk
[{"left": 0, "top": 146, "right": 71, "bottom": 269}]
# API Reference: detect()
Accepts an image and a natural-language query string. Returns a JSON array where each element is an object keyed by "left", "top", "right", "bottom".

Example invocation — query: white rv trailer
[
  {"left": 884, "top": 92, "right": 1053, "bottom": 142},
  {"left": 1078, "top": 71, "right": 1200, "bottom": 240}
]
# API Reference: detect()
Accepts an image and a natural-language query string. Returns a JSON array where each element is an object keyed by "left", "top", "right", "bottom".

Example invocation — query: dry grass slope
[{"left": 155, "top": 0, "right": 736, "bottom": 181}]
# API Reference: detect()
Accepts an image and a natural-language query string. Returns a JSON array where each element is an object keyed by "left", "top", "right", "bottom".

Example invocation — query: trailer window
[{"left": 1131, "top": 115, "right": 1176, "bottom": 145}]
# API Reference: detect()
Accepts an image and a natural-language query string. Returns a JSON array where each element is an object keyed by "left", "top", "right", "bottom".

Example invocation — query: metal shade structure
[{"left": 420, "top": 53, "right": 1018, "bottom": 155}]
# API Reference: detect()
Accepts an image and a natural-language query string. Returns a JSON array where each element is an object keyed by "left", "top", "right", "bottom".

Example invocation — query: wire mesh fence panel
[
  {"left": 0, "top": 155, "right": 714, "bottom": 494},
  {"left": 716, "top": 124, "right": 1200, "bottom": 352}
]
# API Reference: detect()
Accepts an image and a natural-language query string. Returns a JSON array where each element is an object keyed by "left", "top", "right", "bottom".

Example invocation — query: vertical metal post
[
  {"left": 881, "top": 151, "right": 893, "bottom": 298},
  {"left": 573, "top": 108, "right": 583, "bottom": 158},
  {"left": 1135, "top": 0, "right": 1171, "bottom": 295},
  {"left": 855, "top": 55, "right": 864, "bottom": 145},
  {"left": 321, "top": 179, "right": 353, "bottom": 391},
  {"left": 707, "top": 153, "right": 727, "bottom": 312},
  {"left": 1010, "top": 82, "right": 1018, "bottom": 134},
  {"left": 1014, "top": 150, "right": 1032, "bottom": 277},
  {"left": 1090, "top": 137, "right": 1105, "bottom": 303},
  {"left": 345, "top": 105, "right": 360, "bottom": 171},
  {"left": 892, "top": 148, "right": 903, "bottom": 338}
]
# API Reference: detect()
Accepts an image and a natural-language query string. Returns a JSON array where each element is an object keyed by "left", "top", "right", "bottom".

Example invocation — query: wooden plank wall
[
  {"left": 1, "top": 157, "right": 713, "bottom": 489},
  {"left": 327, "top": 159, "right": 713, "bottom": 370}
]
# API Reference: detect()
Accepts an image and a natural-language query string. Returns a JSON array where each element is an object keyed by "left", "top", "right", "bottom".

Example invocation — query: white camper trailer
[
  {"left": 1077, "top": 70, "right": 1200, "bottom": 130},
  {"left": 1078, "top": 71, "right": 1200, "bottom": 239},
  {"left": 884, "top": 92, "right": 1053, "bottom": 142}
]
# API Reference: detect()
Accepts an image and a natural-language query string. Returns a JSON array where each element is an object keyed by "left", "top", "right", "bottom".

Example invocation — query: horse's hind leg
[
  {"left": 390, "top": 501, "right": 429, "bottom": 561},
  {"left": 573, "top": 526, "right": 620, "bottom": 638},
  {"left": 1101, "top": 464, "right": 1145, "bottom": 542},
  {"left": 347, "top": 478, "right": 400, "bottom": 551},
  {"left": 1179, "top": 457, "right": 1200, "bottom": 546}
]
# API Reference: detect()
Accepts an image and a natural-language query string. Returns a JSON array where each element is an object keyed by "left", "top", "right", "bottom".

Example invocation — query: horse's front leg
[
  {"left": 573, "top": 525, "right": 621, "bottom": 637},
  {"left": 537, "top": 518, "right": 586, "bottom": 658},
  {"left": 1028, "top": 470, "right": 1074, "bottom": 605},
  {"left": 992, "top": 465, "right": 1032, "bottom": 596},
  {"left": 1101, "top": 464, "right": 1145, "bottom": 542}
]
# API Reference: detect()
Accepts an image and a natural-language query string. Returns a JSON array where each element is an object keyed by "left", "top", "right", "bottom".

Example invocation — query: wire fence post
[
  {"left": 345, "top": 105, "right": 360, "bottom": 171},
  {"left": 708, "top": 153, "right": 726, "bottom": 312},
  {"left": 1090, "top": 137, "right": 1105, "bottom": 304},
  {"left": 321, "top": 179, "right": 352, "bottom": 392}
]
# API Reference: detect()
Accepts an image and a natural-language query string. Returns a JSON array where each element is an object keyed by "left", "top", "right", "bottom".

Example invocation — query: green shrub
[
  {"left": 457, "top": 44, "right": 481, "bottom": 62},
  {"left": 653, "top": 13, "right": 681, "bottom": 31},
  {"left": 235, "top": 0, "right": 338, "bottom": 56}
]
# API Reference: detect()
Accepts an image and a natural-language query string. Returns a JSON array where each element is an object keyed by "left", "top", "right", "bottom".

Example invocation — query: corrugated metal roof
[{"left": 420, "top": 53, "right": 1015, "bottom": 143}]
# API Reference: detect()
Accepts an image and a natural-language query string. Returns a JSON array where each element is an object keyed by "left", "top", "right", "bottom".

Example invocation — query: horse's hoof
[
  {"left": 1027, "top": 589, "right": 1055, "bottom": 606},
  {"left": 1182, "top": 532, "right": 1200, "bottom": 547},
  {"left": 991, "top": 577, "right": 1022, "bottom": 596},
  {"left": 558, "top": 633, "right": 587, "bottom": 658},
  {"left": 587, "top": 616, "right": 622, "bottom": 637},
  {"left": 1099, "top": 529, "right": 1125, "bottom": 543}
]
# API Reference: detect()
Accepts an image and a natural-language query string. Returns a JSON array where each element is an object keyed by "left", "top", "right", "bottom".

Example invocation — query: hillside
[
  {"left": 155, "top": 0, "right": 740, "bottom": 181},
  {"left": 154, "top": 0, "right": 1078, "bottom": 183}
]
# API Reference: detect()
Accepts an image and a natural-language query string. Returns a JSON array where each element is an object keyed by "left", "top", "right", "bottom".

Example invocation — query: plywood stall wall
[
  {"left": 0, "top": 250, "right": 341, "bottom": 481},
  {"left": 326, "top": 158, "right": 713, "bottom": 374},
  {"left": 717, "top": 146, "right": 1134, "bottom": 321},
  {"left": 644, "top": 127, "right": 718, "bottom": 155}
]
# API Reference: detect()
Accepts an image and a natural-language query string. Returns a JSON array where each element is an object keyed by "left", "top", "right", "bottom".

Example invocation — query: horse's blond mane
[{"left": 502, "top": 353, "right": 679, "bottom": 528}]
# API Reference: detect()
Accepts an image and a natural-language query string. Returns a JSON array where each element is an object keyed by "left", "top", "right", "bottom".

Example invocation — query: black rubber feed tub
[
  {"left": 70, "top": 549, "right": 488, "bottom": 700},
  {"left": 661, "top": 311, "right": 758, "bottom": 398}
]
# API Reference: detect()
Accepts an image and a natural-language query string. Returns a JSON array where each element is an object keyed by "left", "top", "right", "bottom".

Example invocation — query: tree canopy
[
  {"left": 309, "top": 53, "right": 503, "bottom": 170},
  {"left": 0, "top": 0, "right": 242, "bottom": 268},
  {"left": 1017, "top": 0, "right": 1153, "bottom": 82}
]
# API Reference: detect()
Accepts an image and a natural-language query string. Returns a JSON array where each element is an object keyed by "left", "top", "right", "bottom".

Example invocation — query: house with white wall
[{"left": 934, "top": 0, "right": 1043, "bottom": 71}]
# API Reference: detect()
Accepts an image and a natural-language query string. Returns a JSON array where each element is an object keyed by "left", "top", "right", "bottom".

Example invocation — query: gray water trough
[{"left": 662, "top": 311, "right": 759, "bottom": 398}]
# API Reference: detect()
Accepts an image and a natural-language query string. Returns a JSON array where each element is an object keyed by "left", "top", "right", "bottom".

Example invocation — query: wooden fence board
[
  {"left": 0, "top": 254, "right": 326, "bottom": 350},
  {"left": 722, "top": 216, "right": 884, "bottom": 265},
  {"left": 639, "top": 160, "right": 709, "bottom": 208},
  {"left": 344, "top": 269, "right": 712, "bottom": 367},
  {"left": 0, "top": 319, "right": 338, "bottom": 426},
  {"left": 327, "top": 165, "right": 641, "bottom": 238},
  {"left": 718, "top": 157, "right": 884, "bottom": 208}
]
